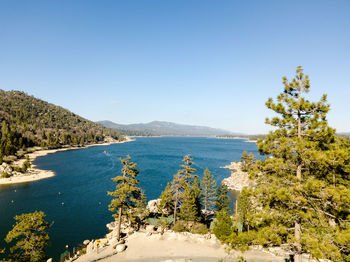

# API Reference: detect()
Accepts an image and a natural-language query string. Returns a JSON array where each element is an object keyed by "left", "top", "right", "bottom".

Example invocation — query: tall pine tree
[
  {"left": 200, "top": 168, "right": 217, "bottom": 216},
  {"left": 230, "top": 67, "right": 350, "bottom": 261},
  {"left": 108, "top": 155, "right": 144, "bottom": 240}
]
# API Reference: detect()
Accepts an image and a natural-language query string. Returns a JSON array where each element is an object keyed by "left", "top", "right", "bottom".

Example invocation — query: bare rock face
[
  {"left": 146, "top": 199, "right": 161, "bottom": 213},
  {"left": 222, "top": 162, "right": 254, "bottom": 191}
]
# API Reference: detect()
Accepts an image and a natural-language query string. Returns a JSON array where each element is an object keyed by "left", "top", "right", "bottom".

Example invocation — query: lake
[{"left": 0, "top": 137, "right": 260, "bottom": 260}]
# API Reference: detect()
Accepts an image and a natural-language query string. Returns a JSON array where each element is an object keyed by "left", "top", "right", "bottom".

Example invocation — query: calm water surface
[{"left": 0, "top": 137, "right": 260, "bottom": 260}]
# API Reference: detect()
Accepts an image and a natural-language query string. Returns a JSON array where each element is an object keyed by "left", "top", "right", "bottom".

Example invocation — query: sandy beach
[{"left": 0, "top": 137, "right": 134, "bottom": 185}]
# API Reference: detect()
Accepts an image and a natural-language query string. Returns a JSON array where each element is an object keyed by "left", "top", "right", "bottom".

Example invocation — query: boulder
[
  {"left": 47, "top": 259, "right": 53, "bottom": 262},
  {"left": 116, "top": 244, "right": 126, "bottom": 253},
  {"left": 146, "top": 199, "right": 161, "bottom": 213},
  {"left": 83, "top": 240, "right": 90, "bottom": 245}
]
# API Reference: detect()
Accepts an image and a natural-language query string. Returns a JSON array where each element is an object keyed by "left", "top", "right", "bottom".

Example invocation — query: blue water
[{"left": 0, "top": 137, "right": 260, "bottom": 260}]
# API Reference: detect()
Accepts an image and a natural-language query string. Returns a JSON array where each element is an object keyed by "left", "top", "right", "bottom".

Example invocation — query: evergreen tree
[
  {"left": 179, "top": 184, "right": 198, "bottom": 221},
  {"left": 215, "top": 184, "right": 230, "bottom": 212},
  {"left": 200, "top": 168, "right": 217, "bottom": 216},
  {"left": 4, "top": 211, "right": 51, "bottom": 262},
  {"left": 179, "top": 155, "right": 198, "bottom": 185},
  {"left": 159, "top": 182, "right": 174, "bottom": 216},
  {"left": 171, "top": 171, "right": 184, "bottom": 222},
  {"left": 213, "top": 208, "right": 233, "bottom": 242},
  {"left": 231, "top": 67, "right": 350, "bottom": 261},
  {"left": 240, "top": 151, "right": 256, "bottom": 172},
  {"left": 192, "top": 177, "right": 202, "bottom": 218},
  {"left": 108, "top": 155, "right": 143, "bottom": 240}
]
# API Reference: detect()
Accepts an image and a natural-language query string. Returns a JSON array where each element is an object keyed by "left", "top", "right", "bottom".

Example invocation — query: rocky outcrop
[
  {"left": 146, "top": 198, "right": 161, "bottom": 213},
  {"left": 222, "top": 162, "right": 254, "bottom": 191}
]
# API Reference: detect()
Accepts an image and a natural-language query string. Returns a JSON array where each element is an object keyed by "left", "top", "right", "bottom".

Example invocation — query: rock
[
  {"left": 86, "top": 241, "right": 94, "bottom": 254},
  {"left": 83, "top": 240, "right": 90, "bottom": 245},
  {"left": 106, "top": 221, "right": 116, "bottom": 231},
  {"left": 222, "top": 162, "right": 254, "bottom": 191},
  {"left": 116, "top": 244, "right": 126, "bottom": 252},
  {"left": 47, "top": 259, "right": 53, "bottom": 262},
  {"left": 146, "top": 199, "right": 161, "bottom": 213}
]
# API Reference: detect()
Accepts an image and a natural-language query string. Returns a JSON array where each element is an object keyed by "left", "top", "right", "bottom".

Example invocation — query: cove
[{"left": 0, "top": 137, "right": 260, "bottom": 260}]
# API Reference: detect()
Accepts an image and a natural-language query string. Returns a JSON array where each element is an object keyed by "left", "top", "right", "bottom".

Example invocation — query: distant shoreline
[
  {"left": 0, "top": 137, "right": 134, "bottom": 185},
  {"left": 216, "top": 136, "right": 257, "bottom": 143}
]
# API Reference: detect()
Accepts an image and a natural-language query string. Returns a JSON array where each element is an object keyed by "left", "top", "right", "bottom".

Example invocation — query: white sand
[{"left": 0, "top": 137, "right": 134, "bottom": 185}]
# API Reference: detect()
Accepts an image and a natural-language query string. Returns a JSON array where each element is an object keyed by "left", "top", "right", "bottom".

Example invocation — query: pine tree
[
  {"left": 192, "top": 177, "right": 202, "bottom": 218},
  {"left": 200, "top": 168, "right": 217, "bottom": 216},
  {"left": 159, "top": 182, "right": 174, "bottom": 216},
  {"left": 240, "top": 151, "right": 256, "bottom": 172},
  {"left": 179, "top": 184, "right": 198, "bottom": 221},
  {"left": 171, "top": 171, "right": 184, "bottom": 222},
  {"left": 107, "top": 155, "right": 143, "bottom": 240},
  {"left": 179, "top": 155, "right": 198, "bottom": 185},
  {"left": 232, "top": 67, "right": 350, "bottom": 261},
  {"left": 213, "top": 208, "right": 233, "bottom": 242},
  {"left": 4, "top": 211, "right": 51, "bottom": 262},
  {"left": 215, "top": 184, "right": 230, "bottom": 212}
]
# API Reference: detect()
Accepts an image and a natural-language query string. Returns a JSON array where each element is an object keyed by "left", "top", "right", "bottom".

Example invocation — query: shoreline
[
  {"left": 0, "top": 137, "right": 134, "bottom": 185},
  {"left": 216, "top": 136, "right": 257, "bottom": 143}
]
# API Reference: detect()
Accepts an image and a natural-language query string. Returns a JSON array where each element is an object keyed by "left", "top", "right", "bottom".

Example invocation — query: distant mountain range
[{"left": 98, "top": 120, "right": 241, "bottom": 137}]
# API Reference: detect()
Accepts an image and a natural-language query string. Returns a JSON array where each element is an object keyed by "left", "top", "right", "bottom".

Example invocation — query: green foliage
[
  {"left": 108, "top": 155, "right": 145, "bottom": 234},
  {"left": 213, "top": 208, "right": 233, "bottom": 242},
  {"left": 231, "top": 67, "right": 350, "bottom": 261},
  {"left": 173, "top": 220, "right": 189, "bottom": 232},
  {"left": 1, "top": 172, "right": 10, "bottom": 178},
  {"left": 159, "top": 183, "right": 174, "bottom": 216},
  {"left": 215, "top": 184, "right": 230, "bottom": 212},
  {"left": 0, "top": 90, "right": 123, "bottom": 161},
  {"left": 237, "top": 188, "right": 254, "bottom": 232},
  {"left": 179, "top": 155, "right": 198, "bottom": 185},
  {"left": 157, "top": 216, "right": 170, "bottom": 230},
  {"left": 200, "top": 168, "right": 217, "bottom": 215},
  {"left": 179, "top": 184, "right": 198, "bottom": 221},
  {"left": 240, "top": 151, "right": 256, "bottom": 172},
  {"left": 4, "top": 211, "right": 51, "bottom": 262},
  {"left": 190, "top": 222, "right": 209, "bottom": 234}
]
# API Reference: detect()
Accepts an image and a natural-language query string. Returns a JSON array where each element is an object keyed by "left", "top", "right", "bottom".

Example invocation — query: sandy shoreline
[
  {"left": 0, "top": 137, "right": 134, "bottom": 185},
  {"left": 216, "top": 137, "right": 257, "bottom": 143}
]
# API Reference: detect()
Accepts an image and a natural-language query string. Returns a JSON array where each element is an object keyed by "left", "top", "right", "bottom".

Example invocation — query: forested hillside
[
  {"left": 0, "top": 90, "right": 123, "bottom": 161},
  {"left": 98, "top": 120, "right": 239, "bottom": 137}
]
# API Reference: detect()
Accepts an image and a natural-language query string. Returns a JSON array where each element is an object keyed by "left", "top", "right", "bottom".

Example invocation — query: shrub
[
  {"left": 173, "top": 220, "right": 189, "bottom": 232},
  {"left": 1, "top": 172, "right": 11, "bottom": 178},
  {"left": 157, "top": 217, "right": 170, "bottom": 230},
  {"left": 190, "top": 222, "right": 209, "bottom": 234}
]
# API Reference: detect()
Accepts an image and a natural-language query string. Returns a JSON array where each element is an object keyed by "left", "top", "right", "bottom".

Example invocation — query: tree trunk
[
  {"left": 116, "top": 207, "right": 122, "bottom": 241},
  {"left": 294, "top": 219, "right": 302, "bottom": 262},
  {"left": 294, "top": 81, "right": 302, "bottom": 262}
]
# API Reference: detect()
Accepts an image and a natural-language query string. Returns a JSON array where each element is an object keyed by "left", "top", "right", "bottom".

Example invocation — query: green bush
[
  {"left": 173, "top": 220, "right": 189, "bottom": 232},
  {"left": 157, "top": 217, "right": 170, "bottom": 230},
  {"left": 190, "top": 222, "right": 209, "bottom": 234},
  {"left": 1, "top": 172, "right": 11, "bottom": 178}
]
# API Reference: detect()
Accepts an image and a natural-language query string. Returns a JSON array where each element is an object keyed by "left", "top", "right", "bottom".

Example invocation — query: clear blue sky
[{"left": 1, "top": 0, "right": 349, "bottom": 134}]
